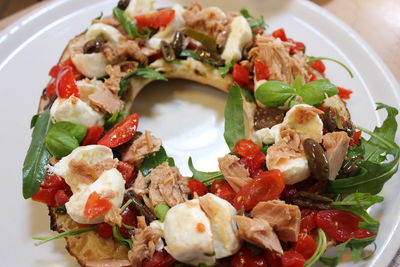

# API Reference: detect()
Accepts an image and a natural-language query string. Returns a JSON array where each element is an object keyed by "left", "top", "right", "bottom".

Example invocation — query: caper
[
  {"left": 117, "top": 0, "right": 130, "bottom": 10},
  {"left": 83, "top": 36, "right": 105, "bottom": 54},
  {"left": 303, "top": 138, "right": 330, "bottom": 180},
  {"left": 160, "top": 40, "right": 176, "bottom": 62},
  {"left": 171, "top": 31, "right": 185, "bottom": 56}
]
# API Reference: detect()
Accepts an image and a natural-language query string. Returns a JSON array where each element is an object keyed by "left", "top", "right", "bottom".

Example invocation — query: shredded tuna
[
  {"left": 267, "top": 128, "right": 304, "bottom": 167},
  {"left": 122, "top": 131, "right": 162, "bottom": 167},
  {"left": 88, "top": 87, "right": 124, "bottom": 114},
  {"left": 293, "top": 106, "right": 324, "bottom": 124},
  {"left": 322, "top": 131, "right": 350, "bottom": 180},
  {"left": 96, "top": 15, "right": 121, "bottom": 28},
  {"left": 235, "top": 216, "right": 283, "bottom": 254},
  {"left": 218, "top": 154, "right": 252, "bottom": 192},
  {"left": 251, "top": 200, "right": 301, "bottom": 242},
  {"left": 68, "top": 158, "right": 118, "bottom": 184},
  {"left": 104, "top": 205, "right": 122, "bottom": 227},
  {"left": 102, "top": 40, "right": 147, "bottom": 66},
  {"left": 103, "top": 65, "right": 124, "bottom": 94}
]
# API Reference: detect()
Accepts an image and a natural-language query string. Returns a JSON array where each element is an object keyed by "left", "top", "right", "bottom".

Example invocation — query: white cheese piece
[
  {"left": 50, "top": 96, "right": 105, "bottom": 128},
  {"left": 125, "top": 0, "right": 155, "bottom": 18},
  {"left": 76, "top": 79, "right": 104, "bottom": 102},
  {"left": 266, "top": 154, "right": 310, "bottom": 185},
  {"left": 71, "top": 53, "right": 107, "bottom": 78},
  {"left": 163, "top": 199, "right": 215, "bottom": 266},
  {"left": 281, "top": 104, "right": 323, "bottom": 143},
  {"left": 221, "top": 16, "right": 252, "bottom": 65},
  {"left": 50, "top": 145, "right": 113, "bottom": 192},
  {"left": 254, "top": 123, "right": 282, "bottom": 146},
  {"left": 85, "top": 23, "right": 124, "bottom": 44},
  {"left": 65, "top": 168, "right": 125, "bottom": 224},
  {"left": 147, "top": 4, "right": 185, "bottom": 50},
  {"left": 199, "top": 193, "right": 240, "bottom": 259}
]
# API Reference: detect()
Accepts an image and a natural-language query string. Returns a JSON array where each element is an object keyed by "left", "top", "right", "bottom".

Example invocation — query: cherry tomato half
[
  {"left": 84, "top": 192, "right": 112, "bottom": 220},
  {"left": 234, "top": 139, "right": 260, "bottom": 158},
  {"left": 272, "top": 28, "right": 288, "bottom": 42},
  {"left": 210, "top": 180, "right": 236, "bottom": 203},
  {"left": 294, "top": 233, "right": 316, "bottom": 260},
  {"left": 254, "top": 60, "right": 270, "bottom": 81},
  {"left": 96, "top": 222, "right": 113, "bottom": 238},
  {"left": 98, "top": 113, "right": 139, "bottom": 148},
  {"left": 310, "top": 60, "right": 325, "bottom": 74},
  {"left": 188, "top": 179, "right": 208, "bottom": 197},
  {"left": 135, "top": 9, "right": 175, "bottom": 29},
  {"left": 232, "top": 64, "right": 251, "bottom": 88},
  {"left": 281, "top": 251, "right": 305, "bottom": 267},
  {"left": 82, "top": 126, "right": 104, "bottom": 146},
  {"left": 56, "top": 65, "right": 80, "bottom": 99}
]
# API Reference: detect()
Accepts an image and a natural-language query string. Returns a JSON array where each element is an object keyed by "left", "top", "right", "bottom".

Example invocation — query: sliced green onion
[
  {"left": 120, "top": 199, "right": 133, "bottom": 212},
  {"left": 33, "top": 226, "right": 96, "bottom": 246}
]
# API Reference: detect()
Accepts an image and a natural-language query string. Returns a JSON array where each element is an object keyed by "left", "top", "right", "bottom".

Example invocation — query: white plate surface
[{"left": 0, "top": 0, "right": 399, "bottom": 266}]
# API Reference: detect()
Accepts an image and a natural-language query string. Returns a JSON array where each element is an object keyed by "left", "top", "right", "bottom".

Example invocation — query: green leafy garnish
[
  {"left": 308, "top": 56, "right": 354, "bottom": 78},
  {"left": 224, "top": 83, "right": 246, "bottom": 150},
  {"left": 104, "top": 111, "right": 126, "bottom": 129},
  {"left": 297, "top": 80, "right": 339, "bottom": 106},
  {"left": 328, "top": 103, "right": 399, "bottom": 194},
  {"left": 33, "top": 226, "right": 95, "bottom": 246},
  {"left": 120, "top": 199, "right": 133, "bottom": 212},
  {"left": 188, "top": 157, "right": 224, "bottom": 186},
  {"left": 218, "top": 60, "right": 235, "bottom": 78},
  {"left": 119, "top": 67, "right": 167, "bottom": 96},
  {"left": 94, "top": 11, "right": 103, "bottom": 20},
  {"left": 240, "top": 8, "right": 266, "bottom": 31},
  {"left": 113, "top": 7, "right": 151, "bottom": 38},
  {"left": 113, "top": 225, "right": 132, "bottom": 248},
  {"left": 45, "top": 122, "right": 87, "bottom": 159},
  {"left": 23, "top": 110, "right": 52, "bottom": 199},
  {"left": 304, "top": 228, "right": 327, "bottom": 267},
  {"left": 183, "top": 29, "right": 217, "bottom": 52},
  {"left": 255, "top": 81, "right": 296, "bottom": 107},
  {"left": 180, "top": 50, "right": 221, "bottom": 67},
  {"left": 154, "top": 203, "right": 170, "bottom": 222},
  {"left": 139, "top": 146, "right": 175, "bottom": 176}
]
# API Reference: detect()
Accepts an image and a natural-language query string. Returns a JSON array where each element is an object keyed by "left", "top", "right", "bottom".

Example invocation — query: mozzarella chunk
[
  {"left": 85, "top": 23, "right": 124, "bottom": 44},
  {"left": 76, "top": 79, "right": 104, "bottom": 102},
  {"left": 65, "top": 168, "right": 125, "bottom": 224},
  {"left": 71, "top": 53, "right": 107, "bottom": 78},
  {"left": 50, "top": 96, "right": 105, "bottom": 128},
  {"left": 147, "top": 4, "right": 185, "bottom": 50},
  {"left": 266, "top": 154, "right": 310, "bottom": 185},
  {"left": 221, "top": 16, "right": 252, "bottom": 65},
  {"left": 281, "top": 104, "right": 323, "bottom": 143},
  {"left": 199, "top": 193, "right": 241, "bottom": 258},
  {"left": 51, "top": 145, "right": 113, "bottom": 191},
  {"left": 163, "top": 199, "right": 215, "bottom": 266},
  {"left": 125, "top": 0, "right": 155, "bottom": 18},
  {"left": 254, "top": 124, "right": 282, "bottom": 145}
]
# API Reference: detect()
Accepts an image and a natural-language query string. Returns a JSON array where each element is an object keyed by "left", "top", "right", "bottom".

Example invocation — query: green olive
[{"left": 303, "top": 138, "right": 330, "bottom": 180}]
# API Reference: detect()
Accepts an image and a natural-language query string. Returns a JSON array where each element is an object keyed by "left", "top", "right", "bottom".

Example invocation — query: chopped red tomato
[
  {"left": 143, "top": 250, "right": 176, "bottom": 267},
  {"left": 272, "top": 28, "right": 287, "bottom": 42},
  {"left": 84, "top": 192, "right": 112, "bottom": 220},
  {"left": 239, "top": 151, "right": 266, "bottom": 178},
  {"left": 45, "top": 80, "right": 57, "bottom": 98},
  {"left": 46, "top": 58, "right": 78, "bottom": 98},
  {"left": 316, "top": 210, "right": 374, "bottom": 242},
  {"left": 300, "top": 209, "right": 318, "bottom": 233},
  {"left": 310, "top": 60, "right": 325, "bottom": 73},
  {"left": 307, "top": 71, "right": 318, "bottom": 81},
  {"left": 289, "top": 40, "right": 305, "bottom": 55},
  {"left": 294, "top": 233, "right": 316, "bottom": 260},
  {"left": 254, "top": 60, "right": 270, "bottom": 81},
  {"left": 233, "top": 169, "right": 285, "bottom": 210},
  {"left": 119, "top": 205, "right": 138, "bottom": 238},
  {"left": 231, "top": 246, "right": 268, "bottom": 267},
  {"left": 232, "top": 64, "right": 251, "bottom": 88},
  {"left": 96, "top": 222, "right": 113, "bottom": 238},
  {"left": 188, "top": 179, "right": 208, "bottom": 197},
  {"left": 338, "top": 87, "right": 353, "bottom": 100},
  {"left": 265, "top": 251, "right": 282, "bottom": 267},
  {"left": 82, "top": 126, "right": 104, "bottom": 146},
  {"left": 54, "top": 189, "right": 70, "bottom": 206},
  {"left": 41, "top": 174, "right": 68, "bottom": 190},
  {"left": 117, "top": 161, "right": 135, "bottom": 183},
  {"left": 281, "top": 251, "right": 305, "bottom": 267},
  {"left": 32, "top": 188, "right": 58, "bottom": 207},
  {"left": 234, "top": 139, "right": 260, "bottom": 158},
  {"left": 56, "top": 65, "right": 80, "bottom": 98},
  {"left": 135, "top": 9, "right": 175, "bottom": 29},
  {"left": 350, "top": 131, "right": 362, "bottom": 147},
  {"left": 211, "top": 180, "right": 236, "bottom": 203},
  {"left": 98, "top": 113, "right": 139, "bottom": 148}
]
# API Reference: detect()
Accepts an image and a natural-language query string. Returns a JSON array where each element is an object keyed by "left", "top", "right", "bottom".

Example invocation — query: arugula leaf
[
  {"left": 104, "top": 111, "right": 126, "bottom": 129},
  {"left": 255, "top": 81, "right": 296, "bottom": 107},
  {"left": 94, "top": 11, "right": 103, "bottom": 20},
  {"left": 219, "top": 60, "right": 235, "bottom": 78},
  {"left": 327, "top": 104, "right": 399, "bottom": 195},
  {"left": 33, "top": 226, "right": 95, "bottom": 246},
  {"left": 113, "top": 7, "right": 151, "bottom": 38},
  {"left": 113, "top": 225, "right": 132, "bottom": 248},
  {"left": 139, "top": 146, "right": 175, "bottom": 176},
  {"left": 240, "top": 8, "right": 267, "bottom": 31},
  {"left": 23, "top": 110, "right": 52, "bottom": 199},
  {"left": 304, "top": 229, "right": 327, "bottom": 267},
  {"left": 188, "top": 157, "right": 224, "bottom": 186},
  {"left": 180, "top": 50, "right": 222, "bottom": 67},
  {"left": 119, "top": 67, "right": 167, "bottom": 96},
  {"left": 297, "top": 80, "right": 338, "bottom": 106},
  {"left": 224, "top": 83, "right": 246, "bottom": 150},
  {"left": 308, "top": 56, "right": 354, "bottom": 78}
]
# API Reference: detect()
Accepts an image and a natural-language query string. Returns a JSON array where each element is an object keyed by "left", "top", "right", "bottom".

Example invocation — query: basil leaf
[
  {"left": 33, "top": 226, "right": 95, "bottom": 246},
  {"left": 139, "top": 146, "right": 175, "bottom": 176},
  {"left": 188, "top": 157, "right": 224, "bottom": 186},
  {"left": 240, "top": 8, "right": 266, "bottom": 31},
  {"left": 23, "top": 110, "right": 52, "bottom": 199},
  {"left": 119, "top": 68, "right": 167, "bottom": 96},
  {"left": 296, "top": 79, "right": 338, "bottom": 106},
  {"left": 224, "top": 83, "right": 246, "bottom": 150},
  {"left": 255, "top": 81, "right": 296, "bottom": 107},
  {"left": 219, "top": 59, "right": 235, "bottom": 78},
  {"left": 104, "top": 111, "right": 126, "bottom": 129},
  {"left": 50, "top": 121, "right": 87, "bottom": 143},
  {"left": 291, "top": 75, "right": 304, "bottom": 90},
  {"left": 45, "top": 129, "right": 79, "bottom": 158},
  {"left": 308, "top": 56, "right": 354, "bottom": 78},
  {"left": 113, "top": 7, "right": 151, "bottom": 38}
]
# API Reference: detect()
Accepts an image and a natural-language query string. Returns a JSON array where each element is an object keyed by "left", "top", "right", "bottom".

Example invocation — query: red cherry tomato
[
  {"left": 119, "top": 205, "right": 138, "bottom": 238},
  {"left": 294, "top": 233, "right": 316, "bottom": 260},
  {"left": 41, "top": 174, "right": 68, "bottom": 189},
  {"left": 310, "top": 60, "right": 326, "bottom": 73},
  {"left": 82, "top": 126, "right": 104, "bottom": 146},
  {"left": 32, "top": 188, "right": 58, "bottom": 207},
  {"left": 239, "top": 151, "right": 266, "bottom": 178},
  {"left": 307, "top": 71, "right": 318, "bottom": 81},
  {"left": 300, "top": 209, "right": 318, "bottom": 234},
  {"left": 211, "top": 180, "right": 236, "bottom": 203},
  {"left": 272, "top": 28, "right": 288, "bottom": 42},
  {"left": 254, "top": 60, "right": 270, "bottom": 81},
  {"left": 232, "top": 64, "right": 251, "bottom": 88},
  {"left": 135, "top": 9, "right": 175, "bottom": 29},
  {"left": 188, "top": 179, "right": 208, "bottom": 197},
  {"left": 54, "top": 189, "right": 70, "bottom": 206},
  {"left": 316, "top": 210, "right": 374, "bottom": 242},
  {"left": 84, "top": 192, "right": 112, "bottom": 220},
  {"left": 232, "top": 169, "right": 285, "bottom": 210},
  {"left": 45, "top": 80, "right": 57, "bottom": 98},
  {"left": 350, "top": 131, "right": 362, "bottom": 147},
  {"left": 338, "top": 87, "right": 353, "bottom": 100},
  {"left": 98, "top": 113, "right": 139, "bottom": 148},
  {"left": 289, "top": 40, "right": 305, "bottom": 55},
  {"left": 281, "top": 251, "right": 305, "bottom": 267},
  {"left": 117, "top": 161, "right": 135, "bottom": 183},
  {"left": 143, "top": 250, "right": 176, "bottom": 267},
  {"left": 231, "top": 246, "right": 268, "bottom": 267},
  {"left": 234, "top": 139, "right": 260, "bottom": 158},
  {"left": 56, "top": 65, "right": 80, "bottom": 98},
  {"left": 96, "top": 222, "right": 113, "bottom": 238}
]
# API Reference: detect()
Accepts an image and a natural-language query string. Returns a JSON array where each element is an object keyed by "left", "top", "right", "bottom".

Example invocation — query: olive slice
[
  {"left": 160, "top": 40, "right": 176, "bottom": 62},
  {"left": 303, "top": 138, "right": 330, "bottom": 180},
  {"left": 171, "top": 31, "right": 185, "bottom": 56},
  {"left": 117, "top": 0, "right": 130, "bottom": 10},
  {"left": 83, "top": 36, "right": 105, "bottom": 54}
]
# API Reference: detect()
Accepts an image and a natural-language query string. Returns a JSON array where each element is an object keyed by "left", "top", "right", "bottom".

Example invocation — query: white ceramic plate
[{"left": 1, "top": 0, "right": 399, "bottom": 266}]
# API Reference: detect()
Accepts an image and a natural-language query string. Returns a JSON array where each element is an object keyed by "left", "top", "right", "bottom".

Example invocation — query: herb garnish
[
  {"left": 104, "top": 111, "right": 126, "bottom": 129},
  {"left": 188, "top": 157, "right": 224, "bottom": 186},
  {"left": 113, "top": 7, "right": 152, "bottom": 38},
  {"left": 139, "top": 146, "right": 175, "bottom": 176},
  {"left": 240, "top": 8, "right": 267, "bottom": 32},
  {"left": 113, "top": 225, "right": 132, "bottom": 248},
  {"left": 33, "top": 226, "right": 95, "bottom": 246},
  {"left": 304, "top": 228, "right": 327, "bottom": 267},
  {"left": 224, "top": 83, "right": 246, "bottom": 150},
  {"left": 308, "top": 56, "right": 354, "bottom": 78},
  {"left": 119, "top": 67, "right": 167, "bottom": 96},
  {"left": 218, "top": 60, "right": 235, "bottom": 78}
]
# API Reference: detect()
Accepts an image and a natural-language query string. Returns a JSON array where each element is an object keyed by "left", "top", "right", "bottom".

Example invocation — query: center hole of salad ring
[{"left": 131, "top": 79, "right": 229, "bottom": 176}]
